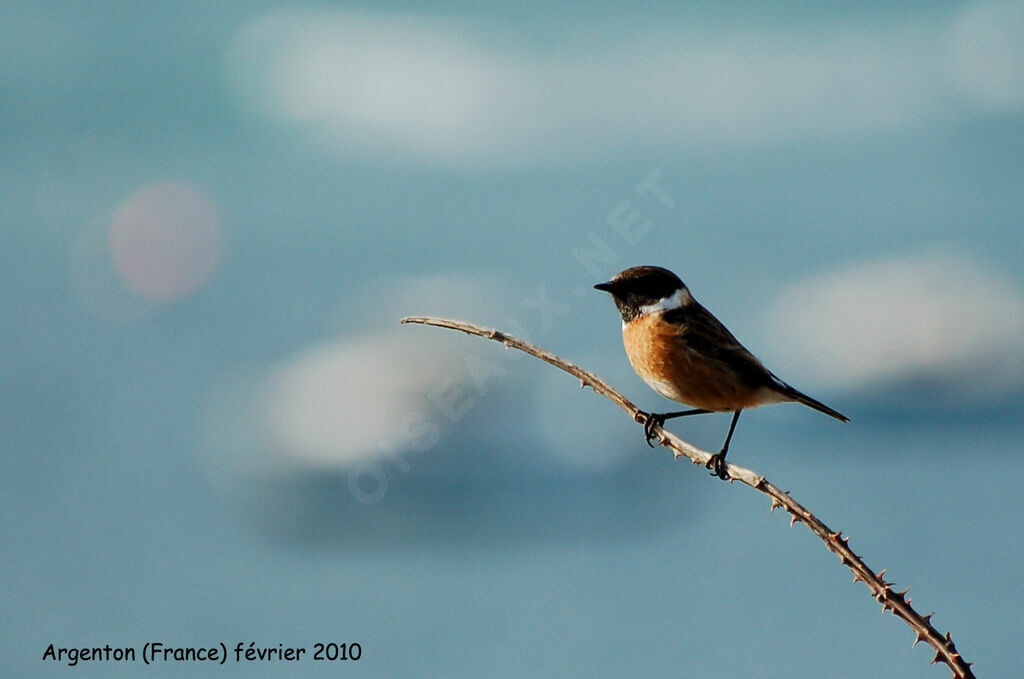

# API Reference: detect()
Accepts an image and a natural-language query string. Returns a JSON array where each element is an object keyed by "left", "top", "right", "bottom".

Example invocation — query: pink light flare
[{"left": 109, "top": 182, "right": 222, "bottom": 301}]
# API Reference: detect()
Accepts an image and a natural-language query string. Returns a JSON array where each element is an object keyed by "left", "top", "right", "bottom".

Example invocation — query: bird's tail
[{"left": 781, "top": 385, "right": 850, "bottom": 422}]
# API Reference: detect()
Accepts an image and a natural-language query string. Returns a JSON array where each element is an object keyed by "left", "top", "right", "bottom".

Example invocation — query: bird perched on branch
[{"left": 595, "top": 265, "right": 848, "bottom": 479}]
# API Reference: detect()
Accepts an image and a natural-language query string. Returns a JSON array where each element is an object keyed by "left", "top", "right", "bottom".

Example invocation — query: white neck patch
[{"left": 638, "top": 287, "right": 692, "bottom": 316}]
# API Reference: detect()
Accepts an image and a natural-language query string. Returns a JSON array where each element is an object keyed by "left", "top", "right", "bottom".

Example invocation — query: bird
[{"left": 594, "top": 265, "right": 848, "bottom": 479}]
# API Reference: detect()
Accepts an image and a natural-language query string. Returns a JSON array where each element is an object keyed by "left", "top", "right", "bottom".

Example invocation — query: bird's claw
[
  {"left": 643, "top": 411, "right": 730, "bottom": 480},
  {"left": 705, "top": 452, "right": 729, "bottom": 480},
  {"left": 642, "top": 412, "right": 665, "bottom": 447}
]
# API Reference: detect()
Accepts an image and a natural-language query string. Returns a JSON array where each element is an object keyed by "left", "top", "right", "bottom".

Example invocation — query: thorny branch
[{"left": 400, "top": 315, "right": 976, "bottom": 679}]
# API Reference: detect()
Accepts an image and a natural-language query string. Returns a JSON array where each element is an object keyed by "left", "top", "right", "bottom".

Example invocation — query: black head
[{"left": 594, "top": 266, "right": 688, "bottom": 323}]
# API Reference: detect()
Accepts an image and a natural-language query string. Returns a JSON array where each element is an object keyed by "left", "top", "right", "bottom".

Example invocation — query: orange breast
[{"left": 621, "top": 314, "right": 769, "bottom": 411}]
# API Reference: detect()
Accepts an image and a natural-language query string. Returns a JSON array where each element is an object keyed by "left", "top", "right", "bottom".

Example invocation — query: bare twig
[{"left": 400, "top": 315, "right": 976, "bottom": 679}]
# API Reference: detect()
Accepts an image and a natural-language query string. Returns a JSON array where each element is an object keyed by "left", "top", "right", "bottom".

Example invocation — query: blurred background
[{"left": 3, "top": 1, "right": 1023, "bottom": 677}]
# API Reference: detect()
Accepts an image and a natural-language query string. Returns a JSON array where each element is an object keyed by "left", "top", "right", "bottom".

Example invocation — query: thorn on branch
[{"left": 401, "top": 315, "right": 976, "bottom": 679}]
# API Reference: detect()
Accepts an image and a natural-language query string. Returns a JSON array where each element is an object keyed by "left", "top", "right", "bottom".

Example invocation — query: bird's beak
[{"left": 593, "top": 281, "right": 615, "bottom": 293}]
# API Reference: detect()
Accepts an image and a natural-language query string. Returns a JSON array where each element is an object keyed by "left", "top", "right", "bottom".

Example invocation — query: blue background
[{"left": 3, "top": 2, "right": 1022, "bottom": 677}]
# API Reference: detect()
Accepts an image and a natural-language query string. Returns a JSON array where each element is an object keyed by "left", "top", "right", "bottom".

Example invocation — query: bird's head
[{"left": 594, "top": 266, "right": 692, "bottom": 323}]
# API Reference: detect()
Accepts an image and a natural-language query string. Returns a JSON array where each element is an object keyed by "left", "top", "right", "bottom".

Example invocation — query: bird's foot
[
  {"left": 641, "top": 412, "right": 666, "bottom": 447},
  {"left": 705, "top": 452, "right": 729, "bottom": 480}
]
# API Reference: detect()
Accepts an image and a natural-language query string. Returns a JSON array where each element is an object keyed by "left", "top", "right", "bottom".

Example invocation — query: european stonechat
[{"left": 595, "top": 265, "right": 848, "bottom": 479}]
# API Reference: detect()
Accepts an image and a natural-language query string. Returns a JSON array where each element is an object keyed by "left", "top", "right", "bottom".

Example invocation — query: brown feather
[{"left": 623, "top": 303, "right": 785, "bottom": 411}]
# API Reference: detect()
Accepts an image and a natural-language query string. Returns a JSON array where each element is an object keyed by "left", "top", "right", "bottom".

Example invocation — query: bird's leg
[
  {"left": 706, "top": 410, "right": 742, "bottom": 479},
  {"left": 641, "top": 408, "right": 711, "bottom": 446}
]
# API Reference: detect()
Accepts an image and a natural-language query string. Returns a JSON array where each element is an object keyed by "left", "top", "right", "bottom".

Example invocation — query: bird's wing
[
  {"left": 663, "top": 302, "right": 849, "bottom": 421},
  {"left": 664, "top": 304, "right": 781, "bottom": 390}
]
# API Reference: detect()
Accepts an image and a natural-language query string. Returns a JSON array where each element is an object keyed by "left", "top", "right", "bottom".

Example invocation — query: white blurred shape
[
  {"left": 949, "top": 1, "right": 1024, "bottom": 111},
  {"left": 764, "top": 251, "right": 1024, "bottom": 398},
  {"left": 265, "top": 332, "right": 461, "bottom": 468},
  {"left": 109, "top": 182, "right": 221, "bottom": 300},
  {"left": 225, "top": 3, "right": 1024, "bottom": 166},
  {"left": 203, "top": 271, "right": 530, "bottom": 475},
  {"left": 227, "top": 12, "right": 527, "bottom": 163}
]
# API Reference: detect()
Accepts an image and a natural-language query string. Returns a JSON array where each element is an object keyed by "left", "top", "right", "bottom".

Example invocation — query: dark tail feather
[{"left": 782, "top": 385, "right": 850, "bottom": 423}]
